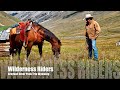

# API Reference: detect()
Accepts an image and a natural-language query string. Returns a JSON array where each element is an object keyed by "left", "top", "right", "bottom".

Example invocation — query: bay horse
[
  {"left": 9, "top": 26, "right": 23, "bottom": 60},
  {"left": 9, "top": 21, "right": 62, "bottom": 61}
]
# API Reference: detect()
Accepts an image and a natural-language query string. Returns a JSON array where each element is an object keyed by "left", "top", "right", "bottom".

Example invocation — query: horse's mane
[{"left": 33, "top": 22, "right": 61, "bottom": 46}]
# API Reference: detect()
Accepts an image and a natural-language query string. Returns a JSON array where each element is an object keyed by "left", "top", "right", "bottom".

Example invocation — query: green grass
[
  {"left": 0, "top": 26, "right": 10, "bottom": 31},
  {"left": 1, "top": 36, "right": 120, "bottom": 61}
]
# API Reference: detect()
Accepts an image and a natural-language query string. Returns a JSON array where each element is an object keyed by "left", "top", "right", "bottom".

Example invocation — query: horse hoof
[
  {"left": 10, "top": 56, "right": 13, "bottom": 60},
  {"left": 54, "top": 57, "right": 58, "bottom": 60},
  {"left": 40, "top": 57, "right": 43, "bottom": 61},
  {"left": 24, "top": 59, "right": 28, "bottom": 62}
]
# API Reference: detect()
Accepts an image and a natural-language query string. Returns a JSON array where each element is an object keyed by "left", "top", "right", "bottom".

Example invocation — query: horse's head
[{"left": 52, "top": 39, "right": 62, "bottom": 59}]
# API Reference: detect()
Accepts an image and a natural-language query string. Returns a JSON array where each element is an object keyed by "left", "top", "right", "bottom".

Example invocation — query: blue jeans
[{"left": 86, "top": 38, "right": 98, "bottom": 60}]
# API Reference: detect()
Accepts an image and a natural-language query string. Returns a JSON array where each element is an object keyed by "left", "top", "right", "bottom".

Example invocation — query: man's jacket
[{"left": 85, "top": 20, "right": 101, "bottom": 39}]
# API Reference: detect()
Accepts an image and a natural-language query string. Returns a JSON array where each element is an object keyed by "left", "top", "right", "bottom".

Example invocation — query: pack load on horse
[{"left": 9, "top": 19, "right": 62, "bottom": 61}]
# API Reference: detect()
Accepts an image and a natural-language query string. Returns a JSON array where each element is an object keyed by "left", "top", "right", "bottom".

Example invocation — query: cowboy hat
[{"left": 83, "top": 14, "right": 93, "bottom": 20}]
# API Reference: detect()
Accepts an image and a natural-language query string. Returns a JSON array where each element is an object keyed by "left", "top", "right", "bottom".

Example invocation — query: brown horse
[
  {"left": 9, "top": 21, "right": 62, "bottom": 61},
  {"left": 9, "top": 27, "right": 23, "bottom": 60}
]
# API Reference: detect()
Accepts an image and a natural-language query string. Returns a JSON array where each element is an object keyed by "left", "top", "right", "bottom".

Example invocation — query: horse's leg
[
  {"left": 25, "top": 42, "right": 33, "bottom": 61},
  {"left": 9, "top": 48, "right": 16, "bottom": 60},
  {"left": 9, "top": 35, "right": 14, "bottom": 60},
  {"left": 52, "top": 47, "right": 57, "bottom": 60},
  {"left": 9, "top": 48, "right": 13, "bottom": 60},
  {"left": 17, "top": 46, "right": 22, "bottom": 60},
  {"left": 52, "top": 47, "right": 60, "bottom": 60},
  {"left": 38, "top": 42, "right": 43, "bottom": 60}
]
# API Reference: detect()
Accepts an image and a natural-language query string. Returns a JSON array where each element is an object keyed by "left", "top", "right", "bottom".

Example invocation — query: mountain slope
[
  {"left": 0, "top": 11, "right": 21, "bottom": 26},
  {"left": 39, "top": 11, "right": 120, "bottom": 39},
  {"left": 5, "top": 11, "right": 120, "bottom": 39},
  {"left": 5, "top": 11, "right": 81, "bottom": 23}
]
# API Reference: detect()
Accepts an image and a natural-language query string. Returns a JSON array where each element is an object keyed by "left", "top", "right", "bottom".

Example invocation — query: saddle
[
  {"left": 20, "top": 28, "right": 25, "bottom": 42},
  {"left": 19, "top": 23, "right": 38, "bottom": 42},
  {"left": 10, "top": 27, "right": 21, "bottom": 35},
  {"left": 10, "top": 28, "right": 17, "bottom": 35}
]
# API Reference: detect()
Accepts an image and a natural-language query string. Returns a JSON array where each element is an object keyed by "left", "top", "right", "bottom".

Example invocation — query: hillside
[
  {"left": 39, "top": 11, "right": 120, "bottom": 40},
  {"left": 0, "top": 11, "right": 21, "bottom": 26},
  {"left": 5, "top": 11, "right": 80, "bottom": 23},
  {"left": 5, "top": 11, "right": 120, "bottom": 39}
]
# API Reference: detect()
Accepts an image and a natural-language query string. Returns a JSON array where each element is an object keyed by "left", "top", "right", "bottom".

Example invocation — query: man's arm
[
  {"left": 94, "top": 21, "right": 101, "bottom": 39},
  {"left": 84, "top": 26, "right": 89, "bottom": 50}
]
